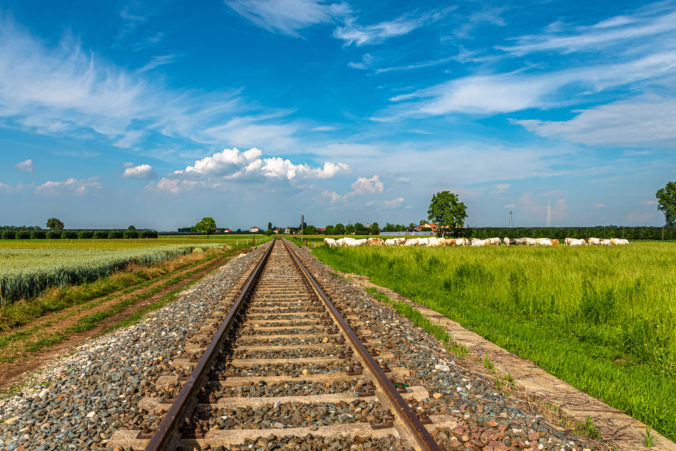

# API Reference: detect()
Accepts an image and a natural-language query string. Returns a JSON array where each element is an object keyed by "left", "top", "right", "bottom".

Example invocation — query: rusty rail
[
  {"left": 145, "top": 240, "right": 275, "bottom": 451},
  {"left": 282, "top": 239, "right": 441, "bottom": 451}
]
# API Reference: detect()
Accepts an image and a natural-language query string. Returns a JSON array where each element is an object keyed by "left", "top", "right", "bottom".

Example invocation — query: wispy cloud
[
  {"left": 499, "top": 8, "right": 676, "bottom": 56},
  {"left": 154, "top": 147, "right": 349, "bottom": 193},
  {"left": 16, "top": 158, "right": 34, "bottom": 172},
  {"left": 383, "top": 197, "right": 404, "bottom": 208},
  {"left": 0, "top": 15, "right": 298, "bottom": 154},
  {"left": 137, "top": 54, "right": 178, "bottom": 73},
  {"left": 334, "top": 14, "right": 428, "bottom": 46},
  {"left": 496, "top": 183, "right": 510, "bottom": 193},
  {"left": 225, "top": 0, "right": 349, "bottom": 36},
  {"left": 122, "top": 163, "right": 157, "bottom": 179},
  {"left": 36, "top": 177, "right": 102, "bottom": 195},
  {"left": 514, "top": 96, "right": 676, "bottom": 148}
]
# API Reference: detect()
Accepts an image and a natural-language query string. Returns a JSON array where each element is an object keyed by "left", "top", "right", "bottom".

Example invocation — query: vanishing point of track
[{"left": 109, "top": 239, "right": 449, "bottom": 450}]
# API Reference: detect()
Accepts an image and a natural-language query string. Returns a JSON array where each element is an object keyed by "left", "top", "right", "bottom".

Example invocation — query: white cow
[
  {"left": 488, "top": 237, "right": 501, "bottom": 246},
  {"left": 324, "top": 238, "right": 337, "bottom": 247},
  {"left": 368, "top": 238, "right": 385, "bottom": 246},
  {"left": 525, "top": 238, "right": 538, "bottom": 246},
  {"left": 588, "top": 237, "right": 602, "bottom": 245},
  {"left": 503, "top": 237, "right": 511, "bottom": 246},
  {"left": 427, "top": 237, "right": 445, "bottom": 247},
  {"left": 471, "top": 238, "right": 491, "bottom": 246},
  {"left": 417, "top": 238, "right": 430, "bottom": 246},
  {"left": 535, "top": 238, "right": 554, "bottom": 246},
  {"left": 404, "top": 238, "right": 419, "bottom": 246},
  {"left": 454, "top": 238, "right": 470, "bottom": 246},
  {"left": 565, "top": 238, "right": 587, "bottom": 246},
  {"left": 384, "top": 238, "right": 399, "bottom": 246},
  {"left": 610, "top": 238, "right": 630, "bottom": 245},
  {"left": 601, "top": 239, "right": 612, "bottom": 246}
]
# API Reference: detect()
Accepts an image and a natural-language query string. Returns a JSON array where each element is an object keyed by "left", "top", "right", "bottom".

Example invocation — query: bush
[
  {"left": 2, "top": 230, "right": 16, "bottom": 239},
  {"left": 47, "top": 230, "right": 62, "bottom": 239},
  {"left": 140, "top": 230, "right": 158, "bottom": 238},
  {"left": 16, "top": 230, "right": 31, "bottom": 239},
  {"left": 78, "top": 230, "right": 94, "bottom": 239},
  {"left": 108, "top": 230, "right": 123, "bottom": 239},
  {"left": 30, "top": 230, "right": 47, "bottom": 239},
  {"left": 123, "top": 230, "right": 139, "bottom": 239},
  {"left": 62, "top": 230, "right": 78, "bottom": 239},
  {"left": 93, "top": 230, "right": 108, "bottom": 239}
]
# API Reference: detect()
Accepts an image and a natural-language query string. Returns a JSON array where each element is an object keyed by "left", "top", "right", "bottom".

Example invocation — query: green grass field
[
  {"left": 311, "top": 242, "right": 676, "bottom": 441},
  {"left": 0, "top": 235, "right": 271, "bottom": 303}
]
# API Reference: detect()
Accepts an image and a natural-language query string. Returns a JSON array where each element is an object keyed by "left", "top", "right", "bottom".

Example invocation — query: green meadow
[{"left": 312, "top": 242, "right": 676, "bottom": 440}]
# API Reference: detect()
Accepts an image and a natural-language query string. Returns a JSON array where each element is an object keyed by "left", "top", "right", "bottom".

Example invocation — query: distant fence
[
  {"left": 450, "top": 226, "right": 675, "bottom": 240},
  {"left": 379, "top": 231, "right": 435, "bottom": 237}
]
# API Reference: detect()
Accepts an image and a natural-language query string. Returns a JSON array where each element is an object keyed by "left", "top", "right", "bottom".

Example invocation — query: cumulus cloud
[
  {"left": 383, "top": 197, "right": 405, "bottom": 208},
  {"left": 35, "top": 177, "right": 102, "bottom": 195},
  {"left": 155, "top": 147, "right": 349, "bottom": 193},
  {"left": 323, "top": 174, "right": 384, "bottom": 204},
  {"left": 0, "top": 181, "right": 23, "bottom": 193},
  {"left": 122, "top": 164, "right": 157, "bottom": 179},
  {"left": 15, "top": 158, "right": 34, "bottom": 172}
]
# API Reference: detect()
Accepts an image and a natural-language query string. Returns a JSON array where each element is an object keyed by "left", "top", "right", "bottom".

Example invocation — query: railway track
[{"left": 107, "top": 239, "right": 457, "bottom": 450}]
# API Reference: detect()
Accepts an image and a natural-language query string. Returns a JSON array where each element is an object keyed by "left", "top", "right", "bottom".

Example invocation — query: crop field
[
  {"left": 0, "top": 236, "right": 270, "bottom": 304},
  {"left": 312, "top": 241, "right": 676, "bottom": 440}
]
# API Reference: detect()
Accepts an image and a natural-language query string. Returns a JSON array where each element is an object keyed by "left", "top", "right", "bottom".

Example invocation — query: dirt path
[{"left": 0, "top": 253, "right": 234, "bottom": 390}]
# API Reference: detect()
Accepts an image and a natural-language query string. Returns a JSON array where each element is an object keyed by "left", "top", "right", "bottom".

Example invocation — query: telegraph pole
[
  {"left": 300, "top": 215, "right": 304, "bottom": 236},
  {"left": 509, "top": 211, "right": 513, "bottom": 228},
  {"left": 546, "top": 199, "right": 551, "bottom": 228}
]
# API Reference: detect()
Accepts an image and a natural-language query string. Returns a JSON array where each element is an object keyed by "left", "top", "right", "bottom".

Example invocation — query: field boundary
[{"left": 346, "top": 273, "right": 676, "bottom": 451}]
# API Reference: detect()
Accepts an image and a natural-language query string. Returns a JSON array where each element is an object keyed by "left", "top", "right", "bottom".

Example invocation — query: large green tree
[
  {"left": 427, "top": 191, "right": 467, "bottom": 237},
  {"left": 194, "top": 217, "right": 217, "bottom": 236},
  {"left": 656, "top": 181, "right": 676, "bottom": 227},
  {"left": 46, "top": 218, "right": 64, "bottom": 230}
]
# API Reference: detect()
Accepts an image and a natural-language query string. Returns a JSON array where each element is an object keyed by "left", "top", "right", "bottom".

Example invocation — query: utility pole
[
  {"left": 300, "top": 215, "right": 304, "bottom": 236},
  {"left": 546, "top": 199, "right": 551, "bottom": 228},
  {"left": 509, "top": 211, "right": 513, "bottom": 228}
]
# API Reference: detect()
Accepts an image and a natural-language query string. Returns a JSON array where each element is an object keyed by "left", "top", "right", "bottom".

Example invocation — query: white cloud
[
  {"left": 310, "top": 125, "right": 337, "bottom": 132},
  {"left": 122, "top": 164, "right": 157, "bottom": 179},
  {"left": 499, "top": 10, "right": 676, "bottom": 56},
  {"left": 384, "top": 51, "right": 676, "bottom": 117},
  {"left": 35, "top": 177, "right": 102, "bottom": 195},
  {"left": 16, "top": 158, "right": 34, "bottom": 172},
  {"left": 595, "top": 203, "right": 606, "bottom": 208},
  {"left": 137, "top": 54, "right": 178, "bottom": 73},
  {"left": 0, "top": 15, "right": 297, "bottom": 154},
  {"left": 383, "top": 197, "right": 404, "bottom": 208},
  {"left": 395, "top": 176, "right": 410, "bottom": 183},
  {"left": 334, "top": 15, "right": 426, "bottom": 46},
  {"left": 0, "top": 181, "right": 23, "bottom": 193},
  {"left": 642, "top": 200, "right": 658, "bottom": 205},
  {"left": 350, "top": 175, "right": 383, "bottom": 194},
  {"left": 514, "top": 96, "right": 676, "bottom": 147},
  {"left": 322, "top": 174, "right": 384, "bottom": 204},
  {"left": 504, "top": 203, "right": 515, "bottom": 208},
  {"left": 225, "top": 0, "right": 349, "bottom": 36},
  {"left": 155, "top": 147, "right": 349, "bottom": 193},
  {"left": 496, "top": 183, "right": 510, "bottom": 193}
]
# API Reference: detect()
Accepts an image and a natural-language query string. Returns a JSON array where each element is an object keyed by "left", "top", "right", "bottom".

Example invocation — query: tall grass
[{"left": 313, "top": 243, "right": 676, "bottom": 440}]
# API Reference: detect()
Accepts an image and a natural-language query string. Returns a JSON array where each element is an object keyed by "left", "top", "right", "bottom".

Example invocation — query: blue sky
[{"left": 0, "top": 0, "right": 674, "bottom": 230}]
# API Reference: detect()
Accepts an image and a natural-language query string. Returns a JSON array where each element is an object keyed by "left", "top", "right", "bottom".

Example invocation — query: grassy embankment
[{"left": 312, "top": 242, "right": 676, "bottom": 441}]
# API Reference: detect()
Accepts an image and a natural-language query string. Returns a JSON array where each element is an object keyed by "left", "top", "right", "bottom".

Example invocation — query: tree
[
  {"left": 267, "top": 222, "right": 273, "bottom": 232},
  {"left": 345, "top": 224, "right": 355, "bottom": 234},
  {"left": 334, "top": 223, "right": 345, "bottom": 235},
  {"left": 370, "top": 222, "right": 380, "bottom": 235},
  {"left": 427, "top": 191, "right": 467, "bottom": 237},
  {"left": 305, "top": 225, "right": 317, "bottom": 235},
  {"left": 325, "top": 225, "right": 335, "bottom": 235},
  {"left": 354, "top": 222, "right": 367, "bottom": 235},
  {"left": 46, "top": 218, "right": 64, "bottom": 230},
  {"left": 656, "top": 181, "right": 676, "bottom": 227},
  {"left": 194, "top": 217, "right": 217, "bottom": 236},
  {"left": 128, "top": 225, "right": 136, "bottom": 231}
]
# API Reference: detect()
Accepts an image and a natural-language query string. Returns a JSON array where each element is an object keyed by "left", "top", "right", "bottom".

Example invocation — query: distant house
[
  {"left": 284, "top": 228, "right": 291, "bottom": 234},
  {"left": 250, "top": 226, "right": 260, "bottom": 233},
  {"left": 317, "top": 227, "right": 326, "bottom": 233},
  {"left": 273, "top": 228, "right": 282, "bottom": 234},
  {"left": 224, "top": 229, "right": 232, "bottom": 233}
]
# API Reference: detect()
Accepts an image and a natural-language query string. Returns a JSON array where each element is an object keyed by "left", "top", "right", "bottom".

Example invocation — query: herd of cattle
[{"left": 323, "top": 237, "right": 631, "bottom": 247}]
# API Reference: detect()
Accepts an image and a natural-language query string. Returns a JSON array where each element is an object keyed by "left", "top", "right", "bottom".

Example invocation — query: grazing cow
[
  {"left": 354, "top": 239, "right": 368, "bottom": 246},
  {"left": 454, "top": 238, "right": 470, "bottom": 246},
  {"left": 384, "top": 238, "right": 398, "bottom": 246},
  {"left": 503, "top": 237, "right": 511, "bottom": 246},
  {"left": 488, "top": 237, "right": 501, "bottom": 246},
  {"left": 443, "top": 238, "right": 456, "bottom": 246},
  {"left": 471, "top": 238, "right": 491, "bottom": 246},
  {"left": 404, "top": 238, "right": 419, "bottom": 246},
  {"left": 525, "top": 238, "right": 538, "bottom": 246},
  {"left": 610, "top": 238, "right": 630, "bottom": 245},
  {"left": 588, "top": 237, "right": 601, "bottom": 245},
  {"left": 601, "top": 239, "right": 612, "bottom": 246},
  {"left": 565, "top": 238, "right": 587, "bottom": 246},
  {"left": 417, "top": 238, "right": 430, "bottom": 246},
  {"left": 512, "top": 238, "right": 527, "bottom": 246},
  {"left": 324, "top": 238, "right": 337, "bottom": 247},
  {"left": 427, "top": 237, "right": 445, "bottom": 247},
  {"left": 368, "top": 238, "right": 385, "bottom": 246}
]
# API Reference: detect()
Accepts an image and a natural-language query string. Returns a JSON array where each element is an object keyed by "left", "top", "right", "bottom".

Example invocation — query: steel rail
[
  {"left": 145, "top": 240, "right": 275, "bottom": 451},
  {"left": 282, "top": 239, "right": 441, "bottom": 451}
]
